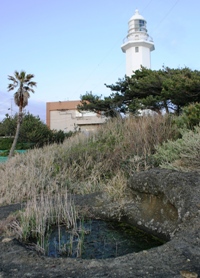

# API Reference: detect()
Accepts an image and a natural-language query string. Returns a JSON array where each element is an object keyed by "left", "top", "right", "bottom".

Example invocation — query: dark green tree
[
  {"left": 78, "top": 92, "right": 122, "bottom": 117},
  {"left": 0, "top": 113, "right": 69, "bottom": 150},
  {"left": 78, "top": 67, "right": 200, "bottom": 117},
  {"left": 0, "top": 114, "right": 16, "bottom": 137},
  {"left": 18, "top": 113, "right": 52, "bottom": 147},
  {"left": 162, "top": 67, "right": 200, "bottom": 114},
  {"left": 19, "top": 114, "right": 68, "bottom": 147}
]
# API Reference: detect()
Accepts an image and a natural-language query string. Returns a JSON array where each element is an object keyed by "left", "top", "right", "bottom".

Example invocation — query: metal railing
[{"left": 123, "top": 34, "right": 154, "bottom": 44}]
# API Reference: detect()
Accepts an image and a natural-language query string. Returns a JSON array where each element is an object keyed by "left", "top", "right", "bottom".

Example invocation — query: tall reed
[{"left": 9, "top": 191, "right": 77, "bottom": 253}]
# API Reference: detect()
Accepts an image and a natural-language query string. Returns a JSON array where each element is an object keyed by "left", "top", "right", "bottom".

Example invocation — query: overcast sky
[{"left": 0, "top": 0, "right": 199, "bottom": 122}]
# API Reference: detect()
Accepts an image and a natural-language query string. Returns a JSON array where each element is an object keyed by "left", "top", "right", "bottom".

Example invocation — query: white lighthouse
[{"left": 121, "top": 9, "right": 155, "bottom": 76}]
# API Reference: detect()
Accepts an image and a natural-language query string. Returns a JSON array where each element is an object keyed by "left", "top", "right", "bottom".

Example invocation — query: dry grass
[
  {"left": 0, "top": 114, "right": 177, "bottom": 206},
  {"left": 0, "top": 215, "right": 18, "bottom": 237}
]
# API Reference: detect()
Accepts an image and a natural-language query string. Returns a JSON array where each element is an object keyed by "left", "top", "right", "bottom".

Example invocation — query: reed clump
[{"left": 8, "top": 191, "right": 78, "bottom": 254}]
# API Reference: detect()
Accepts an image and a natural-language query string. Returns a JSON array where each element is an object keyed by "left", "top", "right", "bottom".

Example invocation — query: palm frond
[
  {"left": 7, "top": 84, "right": 16, "bottom": 91},
  {"left": 23, "top": 91, "right": 30, "bottom": 99},
  {"left": 19, "top": 71, "right": 26, "bottom": 79},
  {"left": 25, "top": 74, "right": 35, "bottom": 81},
  {"left": 8, "top": 75, "right": 17, "bottom": 83},
  {"left": 23, "top": 86, "right": 35, "bottom": 93},
  {"left": 14, "top": 92, "right": 20, "bottom": 106},
  {"left": 27, "top": 81, "right": 37, "bottom": 87},
  {"left": 29, "top": 88, "right": 35, "bottom": 93},
  {"left": 14, "top": 90, "right": 30, "bottom": 107},
  {"left": 8, "top": 70, "right": 36, "bottom": 108},
  {"left": 14, "top": 71, "right": 21, "bottom": 80}
]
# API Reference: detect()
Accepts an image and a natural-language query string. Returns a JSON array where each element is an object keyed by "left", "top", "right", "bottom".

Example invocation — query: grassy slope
[
  {"left": 0, "top": 115, "right": 178, "bottom": 206},
  {"left": 0, "top": 114, "right": 199, "bottom": 207}
]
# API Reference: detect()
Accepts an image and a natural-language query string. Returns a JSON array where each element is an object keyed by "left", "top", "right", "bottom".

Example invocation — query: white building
[{"left": 121, "top": 9, "right": 155, "bottom": 76}]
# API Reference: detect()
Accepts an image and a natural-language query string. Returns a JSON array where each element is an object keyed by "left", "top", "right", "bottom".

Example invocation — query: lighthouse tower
[{"left": 121, "top": 9, "right": 155, "bottom": 76}]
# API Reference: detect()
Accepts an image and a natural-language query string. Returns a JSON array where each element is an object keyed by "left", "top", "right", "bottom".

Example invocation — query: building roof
[{"left": 46, "top": 100, "right": 81, "bottom": 111}]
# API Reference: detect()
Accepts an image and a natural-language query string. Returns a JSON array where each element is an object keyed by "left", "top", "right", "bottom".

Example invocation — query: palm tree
[{"left": 7, "top": 70, "right": 37, "bottom": 158}]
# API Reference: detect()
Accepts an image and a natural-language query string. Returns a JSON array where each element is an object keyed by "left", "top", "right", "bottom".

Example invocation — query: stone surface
[
  {"left": 180, "top": 270, "right": 198, "bottom": 278},
  {"left": 0, "top": 169, "right": 200, "bottom": 277}
]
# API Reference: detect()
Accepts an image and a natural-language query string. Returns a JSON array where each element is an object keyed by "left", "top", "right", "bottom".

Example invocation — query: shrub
[
  {"left": 175, "top": 103, "right": 200, "bottom": 129},
  {"left": 154, "top": 125, "right": 200, "bottom": 171},
  {"left": 0, "top": 138, "right": 13, "bottom": 150},
  {"left": 0, "top": 150, "right": 9, "bottom": 157}
]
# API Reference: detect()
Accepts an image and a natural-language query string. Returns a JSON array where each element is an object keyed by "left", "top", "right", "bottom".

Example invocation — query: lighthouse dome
[{"left": 129, "top": 9, "right": 145, "bottom": 21}]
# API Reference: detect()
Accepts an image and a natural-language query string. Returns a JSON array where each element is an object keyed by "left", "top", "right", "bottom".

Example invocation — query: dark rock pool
[{"left": 47, "top": 219, "right": 165, "bottom": 259}]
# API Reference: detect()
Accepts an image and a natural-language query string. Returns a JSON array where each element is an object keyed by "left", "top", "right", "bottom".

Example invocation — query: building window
[
  {"left": 135, "top": 47, "right": 139, "bottom": 53},
  {"left": 135, "top": 19, "right": 146, "bottom": 32},
  {"left": 139, "top": 20, "right": 145, "bottom": 28}
]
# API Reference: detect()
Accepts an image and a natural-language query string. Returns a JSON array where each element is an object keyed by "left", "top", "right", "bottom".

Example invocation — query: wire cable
[
  {"left": 151, "top": 0, "right": 180, "bottom": 35},
  {"left": 141, "top": 0, "right": 154, "bottom": 13}
]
